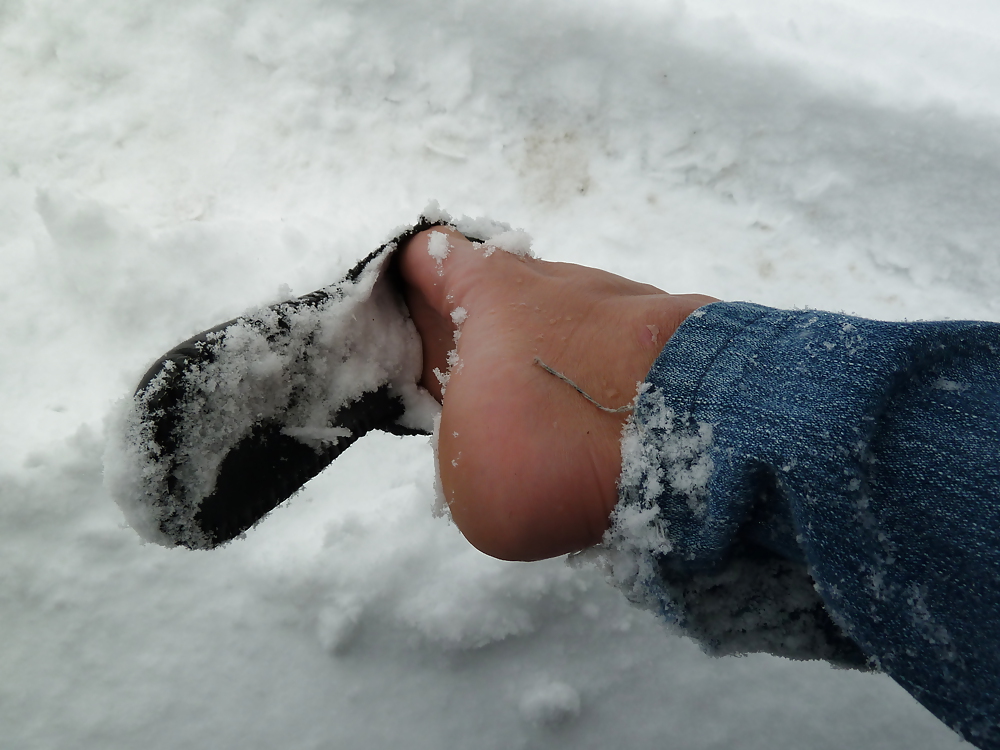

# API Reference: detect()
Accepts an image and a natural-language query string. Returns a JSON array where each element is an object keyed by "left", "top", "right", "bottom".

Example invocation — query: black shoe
[{"left": 108, "top": 212, "right": 483, "bottom": 549}]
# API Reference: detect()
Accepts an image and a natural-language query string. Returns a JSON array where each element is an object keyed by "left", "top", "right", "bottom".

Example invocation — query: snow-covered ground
[{"left": 3, "top": 1, "right": 998, "bottom": 747}]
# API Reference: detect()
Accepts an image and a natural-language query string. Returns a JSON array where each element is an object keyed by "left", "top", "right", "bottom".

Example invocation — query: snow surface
[{"left": 2, "top": 0, "right": 997, "bottom": 747}]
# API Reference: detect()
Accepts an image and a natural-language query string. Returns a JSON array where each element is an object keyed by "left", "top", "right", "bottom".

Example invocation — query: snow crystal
[
  {"left": 483, "top": 229, "right": 534, "bottom": 258},
  {"left": 619, "top": 384, "right": 715, "bottom": 518},
  {"left": 426, "top": 230, "right": 451, "bottom": 274},
  {"left": 420, "top": 199, "right": 452, "bottom": 225},
  {"left": 452, "top": 214, "right": 511, "bottom": 242},
  {"left": 433, "top": 306, "right": 469, "bottom": 396},
  {"left": 432, "top": 366, "right": 451, "bottom": 390},
  {"left": 598, "top": 384, "right": 713, "bottom": 609}
]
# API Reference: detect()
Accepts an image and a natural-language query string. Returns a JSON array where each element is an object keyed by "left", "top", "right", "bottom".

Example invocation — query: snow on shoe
[
  {"left": 106, "top": 209, "right": 524, "bottom": 549},
  {"left": 106, "top": 219, "right": 446, "bottom": 549}
]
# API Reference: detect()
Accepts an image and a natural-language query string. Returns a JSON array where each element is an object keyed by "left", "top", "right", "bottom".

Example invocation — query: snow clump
[
  {"left": 518, "top": 680, "right": 582, "bottom": 726},
  {"left": 432, "top": 305, "right": 469, "bottom": 394},
  {"left": 483, "top": 229, "right": 534, "bottom": 258},
  {"left": 426, "top": 230, "right": 451, "bottom": 274}
]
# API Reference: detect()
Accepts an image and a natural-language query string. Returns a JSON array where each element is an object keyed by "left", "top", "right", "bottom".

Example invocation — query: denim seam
[{"left": 683, "top": 307, "right": 775, "bottom": 417}]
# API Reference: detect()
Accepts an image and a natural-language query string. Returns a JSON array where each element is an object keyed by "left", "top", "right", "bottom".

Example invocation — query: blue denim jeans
[{"left": 607, "top": 302, "right": 1000, "bottom": 749}]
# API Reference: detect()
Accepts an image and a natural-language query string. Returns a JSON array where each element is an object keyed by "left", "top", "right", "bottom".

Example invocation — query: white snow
[
  {"left": 0, "top": 0, "right": 991, "bottom": 747},
  {"left": 483, "top": 229, "right": 535, "bottom": 258},
  {"left": 426, "top": 230, "right": 451, "bottom": 273},
  {"left": 518, "top": 680, "right": 583, "bottom": 726},
  {"left": 451, "top": 306, "right": 469, "bottom": 326},
  {"left": 434, "top": 304, "right": 468, "bottom": 394}
]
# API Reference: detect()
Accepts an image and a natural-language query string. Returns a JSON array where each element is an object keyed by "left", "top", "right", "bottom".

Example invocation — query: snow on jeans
[{"left": 603, "top": 302, "right": 1000, "bottom": 749}]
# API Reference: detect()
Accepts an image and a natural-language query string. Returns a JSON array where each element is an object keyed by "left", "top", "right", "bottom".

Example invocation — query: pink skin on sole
[{"left": 397, "top": 227, "right": 718, "bottom": 562}]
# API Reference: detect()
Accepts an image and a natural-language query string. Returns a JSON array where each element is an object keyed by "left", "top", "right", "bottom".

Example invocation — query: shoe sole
[{"left": 108, "top": 215, "right": 471, "bottom": 549}]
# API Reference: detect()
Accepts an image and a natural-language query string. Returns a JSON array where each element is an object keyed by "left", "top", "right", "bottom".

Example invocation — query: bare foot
[{"left": 397, "top": 227, "right": 717, "bottom": 561}]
